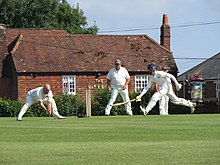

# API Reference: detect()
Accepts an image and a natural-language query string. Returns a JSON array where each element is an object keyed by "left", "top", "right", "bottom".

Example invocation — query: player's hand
[
  {"left": 47, "top": 109, "right": 52, "bottom": 116},
  {"left": 176, "top": 83, "right": 182, "bottom": 91},
  {"left": 107, "top": 86, "right": 111, "bottom": 92},
  {"left": 122, "top": 85, "right": 126, "bottom": 90},
  {"left": 136, "top": 96, "right": 141, "bottom": 102}
]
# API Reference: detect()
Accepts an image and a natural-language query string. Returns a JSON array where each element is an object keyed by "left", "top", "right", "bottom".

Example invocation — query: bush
[
  {"left": 91, "top": 88, "right": 153, "bottom": 116},
  {"left": 129, "top": 90, "right": 155, "bottom": 115},
  {"left": 0, "top": 98, "right": 23, "bottom": 117},
  {"left": 54, "top": 93, "right": 85, "bottom": 116},
  {"left": 0, "top": 94, "right": 85, "bottom": 117},
  {"left": 0, "top": 89, "right": 158, "bottom": 117}
]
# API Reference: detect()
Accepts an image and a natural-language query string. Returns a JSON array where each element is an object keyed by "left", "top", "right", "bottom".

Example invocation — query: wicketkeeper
[
  {"left": 17, "top": 84, "right": 65, "bottom": 121},
  {"left": 137, "top": 64, "right": 196, "bottom": 115},
  {"left": 105, "top": 60, "right": 133, "bottom": 116}
]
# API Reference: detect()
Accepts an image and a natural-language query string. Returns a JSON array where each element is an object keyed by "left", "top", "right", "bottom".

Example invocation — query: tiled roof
[
  {"left": 178, "top": 52, "right": 220, "bottom": 81},
  {"left": 6, "top": 29, "right": 178, "bottom": 73}
]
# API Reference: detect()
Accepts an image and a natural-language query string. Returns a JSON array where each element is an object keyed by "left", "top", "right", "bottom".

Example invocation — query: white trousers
[
  {"left": 159, "top": 95, "right": 169, "bottom": 115},
  {"left": 105, "top": 86, "right": 132, "bottom": 115},
  {"left": 17, "top": 95, "right": 63, "bottom": 119},
  {"left": 145, "top": 86, "right": 194, "bottom": 114}
]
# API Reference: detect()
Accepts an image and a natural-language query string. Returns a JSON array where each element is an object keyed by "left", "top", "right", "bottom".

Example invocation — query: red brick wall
[
  {"left": 17, "top": 75, "right": 63, "bottom": 101},
  {"left": 76, "top": 75, "right": 106, "bottom": 100},
  {"left": 77, "top": 74, "right": 136, "bottom": 100},
  {"left": 17, "top": 74, "right": 137, "bottom": 102}
]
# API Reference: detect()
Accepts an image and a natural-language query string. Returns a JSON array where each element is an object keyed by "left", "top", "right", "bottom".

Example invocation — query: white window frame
[
  {"left": 135, "top": 74, "right": 149, "bottom": 92},
  {"left": 62, "top": 75, "right": 76, "bottom": 95}
]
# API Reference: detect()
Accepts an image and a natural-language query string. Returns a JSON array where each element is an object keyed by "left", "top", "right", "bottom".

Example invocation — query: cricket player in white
[
  {"left": 137, "top": 64, "right": 196, "bottom": 115},
  {"left": 17, "top": 84, "right": 65, "bottom": 121},
  {"left": 105, "top": 60, "right": 133, "bottom": 116},
  {"left": 158, "top": 77, "right": 171, "bottom": 115},
  {"left": 159, "top": 94, "right": 170, "bottom": 115}
]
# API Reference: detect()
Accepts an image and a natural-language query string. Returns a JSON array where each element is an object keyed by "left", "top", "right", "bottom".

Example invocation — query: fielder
[
  {"left": 137, "top": 64, "right": 196, "bottom": 115},
  {"left": 157, "top": 77, "right": 171, "bottom": 115},
  {"left": 159, "top": 94, "right": 169, "bottom": 115},
  {"left": 17, "top": 84, "right": 65, "bottom": 121},
  {"left": 105, "top": 60, "right": 133, "bottom": 116}
]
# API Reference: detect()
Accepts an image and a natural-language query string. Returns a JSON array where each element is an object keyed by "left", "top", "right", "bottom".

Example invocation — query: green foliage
[
  {"left": 91, "top": 88, "right": 109, "bottom": 116},
  {"left": 0, "top": 97, "right": 23, "bottom": 117},
  {"left": 0, "top": 0, "right": 98, "bottom": 34},
  {"left": 91, "top": 88, "right": 125, "bottom": 116},
  {"left": 91, "top": 88, "right": 153, "bottom": 116},
  {"left": 29, "top": 103, "right": 47, "bottom": 117},
  {"left": 0, "top": 94, "right": 85, "bottom": 117},
  {"left": 54, "top": 93, "right": 85, "bottom": 116}
]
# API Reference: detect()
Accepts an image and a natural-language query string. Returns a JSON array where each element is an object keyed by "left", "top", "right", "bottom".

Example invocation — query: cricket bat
[{"left": 111, "top": 98, "right": 140, "bottom": 107}]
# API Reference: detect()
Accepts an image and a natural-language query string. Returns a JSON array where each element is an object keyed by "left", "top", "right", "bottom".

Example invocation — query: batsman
[
  {"left": 137, "top": 64, "right": 196, "bottom": 115},
  {"left": 104, "top": 60, "right": 133, "bottom": 116}
]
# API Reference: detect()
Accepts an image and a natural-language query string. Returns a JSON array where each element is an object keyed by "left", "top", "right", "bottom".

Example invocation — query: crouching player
[{"left": 17, "top": 84, "right": 65, "bottom": 121}]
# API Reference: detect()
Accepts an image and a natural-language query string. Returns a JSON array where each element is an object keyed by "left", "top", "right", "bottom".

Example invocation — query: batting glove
[
  {"left": 136, "top": 95, "right": 142, "bottom": 102},
  {"left": 176, "top": 83, "right": 182, "bottom": 91}
]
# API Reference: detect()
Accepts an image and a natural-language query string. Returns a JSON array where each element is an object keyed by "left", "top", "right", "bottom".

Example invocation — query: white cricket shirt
[
  {"left": 106, "top": 67, "right": 130, "bottom": 87},
  {"left": 27, "top": 87, "right": 53, "bottom": 102},
  {"left": 148, "top": 71, "right": 178, "bottom": 89}
]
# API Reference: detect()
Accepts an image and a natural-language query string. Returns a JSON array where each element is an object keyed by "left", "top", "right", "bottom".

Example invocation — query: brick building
[{"left": 0, "top": 14, "right": 178, "bottom": 101}]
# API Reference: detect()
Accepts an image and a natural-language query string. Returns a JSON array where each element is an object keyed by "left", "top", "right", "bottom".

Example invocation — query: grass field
[{"left": 0, "top": 114, "right": 219, "bottom": 165}]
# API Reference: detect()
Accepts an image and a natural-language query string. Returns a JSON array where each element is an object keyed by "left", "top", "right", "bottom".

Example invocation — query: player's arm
[
  {"left": 38, "top": 101, "right": 51, "bottom": 115},
  {"left": 164, "top": 72, "right": 182, "bottom": 91},
  {"left": 123, "top": 77, "right": 130, "bottom": 90},
  {"left": 107, "top": 79, "right": 111, "bottom": 92},
  {"left": 122, "top": 68, "right": 130, "bottom": 90},
  {"left": 136, "top": 78, "right": 152, "bottom": 99},
  {"left": 47, "top": 101, "right": 52, "bottom": 115}
]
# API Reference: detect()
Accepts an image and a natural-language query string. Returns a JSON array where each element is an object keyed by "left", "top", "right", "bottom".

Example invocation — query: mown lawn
[{"left": 0, "top": 114, "right": 219, "bottom": 165}]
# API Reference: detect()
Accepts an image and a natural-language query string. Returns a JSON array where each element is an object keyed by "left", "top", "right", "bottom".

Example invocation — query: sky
[{"left": 67, "top": 0, "right": 220, "bottom": 75}]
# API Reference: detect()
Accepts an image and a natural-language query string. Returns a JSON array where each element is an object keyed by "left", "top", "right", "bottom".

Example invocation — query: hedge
[
  {"left": 0, "top": 94, "right": 85, "bottom": 117},
  {"left": 0, "top": 89, "right": 190, "bottom": 117}
]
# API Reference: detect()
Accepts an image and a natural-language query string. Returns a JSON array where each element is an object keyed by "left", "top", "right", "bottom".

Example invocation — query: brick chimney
[
  {"left": 160, "top": 14, "right": 171, "bottom": 51},
  {"left": 0, "top": 24, "right": 7, "bottom": 78}
]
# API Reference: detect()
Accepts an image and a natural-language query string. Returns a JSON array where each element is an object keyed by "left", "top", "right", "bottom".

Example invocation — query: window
[
  {"left": 135, "top": 75, "right": 149, "bottom": 92},
  {"left": 62, "top": 75, "right": 76, "bottom": 95}
]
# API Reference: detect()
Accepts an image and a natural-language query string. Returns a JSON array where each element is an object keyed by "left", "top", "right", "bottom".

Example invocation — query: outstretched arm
[
  {"left": 164, "top": 72, "right": 182, "bottom": 91},
  {"left": 137, "top": 85, "right": 148, "bottom": 99},
  {"left": 137, "top": 78, "right": 153, "bottom": 99}
]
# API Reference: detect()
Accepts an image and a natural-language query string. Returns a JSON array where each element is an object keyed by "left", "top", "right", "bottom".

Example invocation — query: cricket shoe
[
  {"left": 17, "top": 117, "right": 22, "bottom": 121},
  {"left": 54, "top": 115, "right": 65, "bottom": 119},
  {"left": 140, "top": 106, "right": 146, "bottom": 116},
  {"left": 191, "top": 103, "right": 196, "bottom": 113},
  {"left": 58, "top": 116, "right": 65, "bottom": 119}
]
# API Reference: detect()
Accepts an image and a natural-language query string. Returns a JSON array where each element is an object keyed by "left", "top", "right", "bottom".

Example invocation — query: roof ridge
[
  {"left": 11, "top": 34, "right": 23, "bottom": 54},
  {"left": 143, "top": 35, "right": 171, "bottom": 53},
  {"left": 178, "top": 52, "right": 220, "bottom": 77}
]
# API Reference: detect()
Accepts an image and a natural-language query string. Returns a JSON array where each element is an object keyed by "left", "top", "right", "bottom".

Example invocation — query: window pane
[
  {"left": 62, "top": 75, "right": 76, "bottom": 94},
  {"left": 135, "top": 74, "right": 148, "bottom": 92}
]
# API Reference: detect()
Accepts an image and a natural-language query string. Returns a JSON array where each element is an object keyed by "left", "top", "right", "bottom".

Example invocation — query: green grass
[{"left": 0, "top": 114, "right": 220, "bottom": 165}]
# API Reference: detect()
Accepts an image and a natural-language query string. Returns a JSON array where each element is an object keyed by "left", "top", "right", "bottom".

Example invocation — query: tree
[{"left": 0, "top": 0, "right": 98, "bottom": 34}]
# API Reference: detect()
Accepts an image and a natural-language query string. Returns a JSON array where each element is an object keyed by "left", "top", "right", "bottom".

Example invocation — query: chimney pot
[
  {"left": 160, "top": 14, "right": 171, "bottom": 51},
  {"left": 162, "top": 14, "right": 168, "bottom": 25}
]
